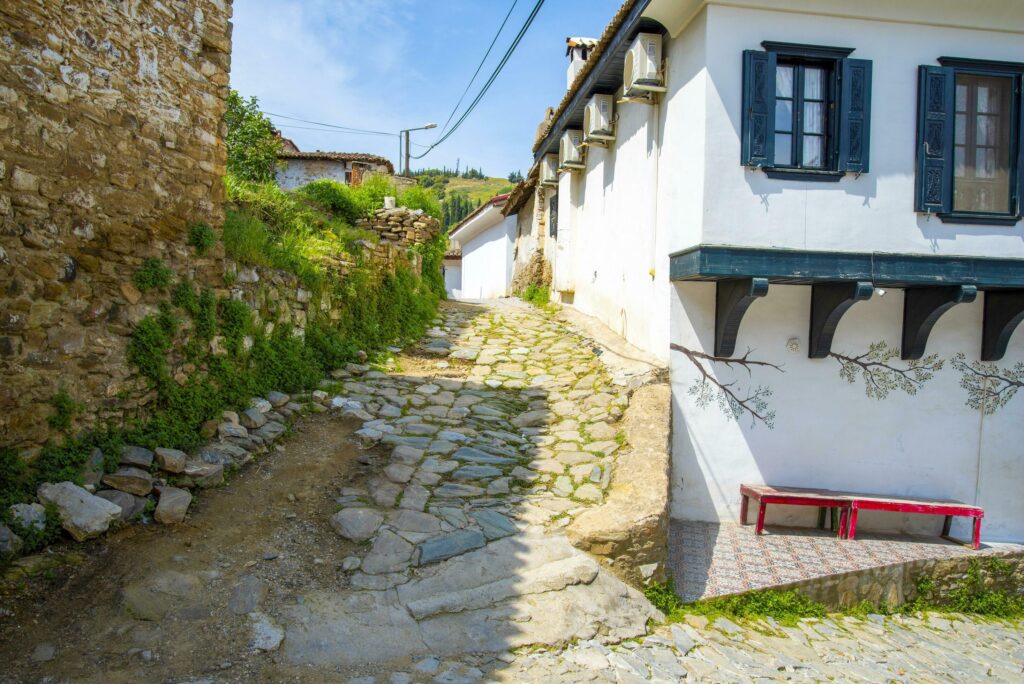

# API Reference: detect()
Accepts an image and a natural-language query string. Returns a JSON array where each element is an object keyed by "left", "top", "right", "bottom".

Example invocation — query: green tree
[
  {"left": 225, "top": 90, "right": 282, "bottom": 183},
  {"left": 507, "top": 170, "right": 524, "bottom": 183}
]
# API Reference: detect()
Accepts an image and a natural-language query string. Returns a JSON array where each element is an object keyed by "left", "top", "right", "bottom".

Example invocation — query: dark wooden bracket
[
  {"left": 715, "top": 278, "right": 769, "bottom": 357},
  {"left": 808, "top": 281, "right": 874, "bottom": 358},
  {"left": 902, "top": 285, "right": 978, "bottom": 360},
  {"left": 982, "top": 290, "right": 1024, "bottom": 361}
]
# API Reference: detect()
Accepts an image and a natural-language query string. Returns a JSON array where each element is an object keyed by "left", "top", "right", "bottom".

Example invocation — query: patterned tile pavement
[{"left": 668, "top": 520, "right": 1024, "bottom": 602}]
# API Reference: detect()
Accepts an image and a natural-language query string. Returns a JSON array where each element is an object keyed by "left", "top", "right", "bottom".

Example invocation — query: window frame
[
  {"left": 935, "top": 57, "right": 1023, "bottom": 226},
  {"left": 761, "top": 42, "right": 853, "bottom": 182}
]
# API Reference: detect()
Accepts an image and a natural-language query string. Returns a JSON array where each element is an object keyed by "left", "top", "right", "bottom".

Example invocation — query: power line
[
  {"left": 266, "top": 111, "right": 395, "bottom": 136},
  {"left": 435, "top": 0, "right": 519, "bottom": 139},
  {"left": 413, "top": 0, "right": 545, "bottom": 159},
  {"left": 275, "top": 124, "right": 395, "bottom": 137}
]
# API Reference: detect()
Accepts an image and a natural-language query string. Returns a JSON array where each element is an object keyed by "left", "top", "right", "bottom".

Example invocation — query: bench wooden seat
[{"left": 740, "top": 484, "right": 984, "bottom": 549}]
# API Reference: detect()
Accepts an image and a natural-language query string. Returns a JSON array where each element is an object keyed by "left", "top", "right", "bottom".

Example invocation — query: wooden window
[
  {"left": 915, "top": 58, "right": 1023, "bottom": 224},
  {"left": 741, "top": 43, "right": 871, "bottom": 180}
]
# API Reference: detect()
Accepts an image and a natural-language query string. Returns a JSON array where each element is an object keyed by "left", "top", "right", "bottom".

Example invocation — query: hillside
[{"left": 441, "top": 176, "right": 514, "bottom": 204}]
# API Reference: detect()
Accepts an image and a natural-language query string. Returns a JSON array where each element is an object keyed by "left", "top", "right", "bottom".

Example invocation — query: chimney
[{"left": 565, "top": 36, "right": 598, "bottom": 90}]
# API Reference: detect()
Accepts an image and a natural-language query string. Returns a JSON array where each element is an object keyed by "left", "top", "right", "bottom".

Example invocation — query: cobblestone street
[{"left": 2, "top": 300, "right": 1022, "bottom": 683}]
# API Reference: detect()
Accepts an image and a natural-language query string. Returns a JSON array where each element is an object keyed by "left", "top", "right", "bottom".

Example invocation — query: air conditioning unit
[
  {"left": 539, "top": 153, "right": 559, "bottom": 186},
  {"left": 583, "top": 94, "right": 615, "bottom": 143},
  {"left": 559, "top": 129, "right": 585, "bottom": 172},
  {"left": 623, "top": 32, "right": 664, "bottom": 97}
]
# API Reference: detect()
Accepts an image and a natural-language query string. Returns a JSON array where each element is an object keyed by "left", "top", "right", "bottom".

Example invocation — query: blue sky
[{"left": 230, "top": 0, "right": 623, "bottom": 178}]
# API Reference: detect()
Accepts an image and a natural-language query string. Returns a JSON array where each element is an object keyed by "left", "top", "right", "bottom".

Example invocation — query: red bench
[{"left": 740, "top": 484, "right": 984, "bottom": 549}]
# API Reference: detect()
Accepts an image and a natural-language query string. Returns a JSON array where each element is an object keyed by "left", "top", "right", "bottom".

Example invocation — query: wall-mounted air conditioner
[
  {"left": 583, "top": 94, "right": 615, "bottom": 143},
  {"left": 623, "top": 33, "right": 665, "bottom": 97},
  {"left": 540, "top": 153, "right": 559, "bottom": 186},
  {"left": 559, "top": 129, "right": 585, "bottom": 172}
]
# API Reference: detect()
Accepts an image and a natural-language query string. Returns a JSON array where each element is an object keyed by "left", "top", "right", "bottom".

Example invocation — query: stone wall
[
  {"left": 781, "top": 549, "right": 1024, "bottom": 610},
  {"left": 0, "top": 0, "right": 233, "bottom": 449}
]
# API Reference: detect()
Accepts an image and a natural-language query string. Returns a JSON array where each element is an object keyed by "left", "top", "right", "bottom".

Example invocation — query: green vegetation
[
  {"left": 646, "top": 579, "right": 826, "bottom": 626},
  {"left": 646, "top": 558, "right": 1024, "bottom": 629},
  {"left": 47, "top": 389, "right": 83, "bottom": 433},
  {"left": 520, "top": 284, "right": 550, "bottom": 308},
  {"left": 900, "top": 559, "right": 1024, "bottom": 618},
  {"left": 225, "top": 90, "right": 282, "bottom": 183},
  {"left": 187, "top": 222, "right": 217, "bottom": 255},
  {"left": 132, "top": 258, "right": 173, "bottom": 293},
  {"left": 507, "top": 170, "right": 524, "bottom": 183},
  {"left": 4, "top": 504, "right": 62, "bottom": 555}
]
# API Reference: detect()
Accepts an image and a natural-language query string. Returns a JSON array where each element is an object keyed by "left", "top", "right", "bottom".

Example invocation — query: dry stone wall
[{"left": 0, "top": 0, "right": 233, "bottom": 449}]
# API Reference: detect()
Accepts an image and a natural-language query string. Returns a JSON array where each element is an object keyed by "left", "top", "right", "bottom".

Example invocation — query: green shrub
[
  {"left": 132, "top": 258, "right": 173, "bottom": 293},
  {"left": 188, "top": 222, "right": 217, "bottom": 255},
  {"left": 222, "top": 207, "right": 272, "bottom": 267},
  {"left": 521, "top": 284, "right": 549, "bottom": 307},
  {"left": 47, "top": 389, "right": 83, "bottom": 433},
  {"left": 225, "top": 90, "right": 282, "bottom": 183},
  {"left": 299, "top": 179, "right": 367, "bottom": 224},
  {"left": 0, "top": 447, "right": 31, "bottom": 510},
  {"left": 354, "top": 174, "right": 397, "bottom": 211},
  {"left": 398, "top": 185, "right": 442, "bottom": 219}
]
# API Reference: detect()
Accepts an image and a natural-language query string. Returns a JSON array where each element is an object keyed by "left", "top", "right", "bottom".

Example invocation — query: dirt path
[{"left": 0, "top": 412, "right": 365, "bottom": 683}]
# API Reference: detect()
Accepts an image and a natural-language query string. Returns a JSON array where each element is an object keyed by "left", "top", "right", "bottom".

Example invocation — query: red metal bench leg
[
  {"left": 846, "top": 508, "right": 859, "bottom": 540},
  {"left": 755, "top": 502, "right": 767, "bottom": 535},
  {"left": 972, "top": 517, "right": 982, "bottom": 550},
  {"left": 838, "top": 508, "right": 848, "bottom": 539},
  {"left": 740, "top": 494, "right": 749, "bottom": 525}
]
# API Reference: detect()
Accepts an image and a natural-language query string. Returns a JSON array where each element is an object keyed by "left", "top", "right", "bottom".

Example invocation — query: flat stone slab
[
  {"left": 101, "top": 467, "right": 154, "bottom": 496},
  {"left": 154, "top": 487, "right": 192, "bottom": 524},
  {"left": 451, "top": 447, "right": 517, "bottom": 465},
  {"left": 451, "top": 465, "right": 502, "bottom": 481},
  {"left": 329, "top": 508, "right": 384, "bottom": 542},
  {"left": 434, "top": 483, "right": 484, "bottom": 498},
  {"left": 37, "top": 482, "right": 121, "bottom": 542},
  {"left": 417, "top": 529, "right": 486, "bottom": 565},
  {"left": 120, "top": 445, "right": 154, "bottom": 469},
  {"left": 469, "top": 509, "right": 517, "bottom": 540}
]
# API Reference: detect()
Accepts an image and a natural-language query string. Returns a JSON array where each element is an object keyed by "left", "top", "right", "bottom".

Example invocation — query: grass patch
[
  {"left": 645, "top": 576, "right": 826, "bottom": 626},
  {"left": 132, "top": 257, "right": 173, "bottom": 292},
  {"left": 188, "top": 222, "right": 217, "bottom": 255},
  {"left": 47, "top": 389, "right": 83, "bottom": 433},
  {"left": 520, "top": 284, "right": 550, "bottom": 308}
]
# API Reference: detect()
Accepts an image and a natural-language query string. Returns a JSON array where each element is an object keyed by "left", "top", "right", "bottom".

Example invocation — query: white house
[
  {"left": 443, "top": 248, "right": 463, "bottom": 299},
  {"left": 448, "top": 193, "right": 516, "bottom": 300},
  {"left": 275, "top": 151, "right": 394, "bottom": 190},
  {"left": 516, "top": 0, "right": 1024, "bottom": 542}
]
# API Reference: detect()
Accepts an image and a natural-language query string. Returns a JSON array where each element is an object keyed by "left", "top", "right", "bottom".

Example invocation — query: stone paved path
[{"left": 286, "top": 299, "right": 658, "bottom": 667}]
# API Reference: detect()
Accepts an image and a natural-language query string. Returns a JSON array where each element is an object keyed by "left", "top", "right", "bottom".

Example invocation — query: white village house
[
  {"left": 506, "top": 0, "right": 1024, "bottom": 542},
  {"left": 275, "top": 151, "right": 394, "bottom": 190},
  {"left": 447, "top": 193, "right": 516, "bottom": 300}
]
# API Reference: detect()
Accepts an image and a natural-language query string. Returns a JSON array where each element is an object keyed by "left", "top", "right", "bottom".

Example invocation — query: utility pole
[{"left": 399, "top": 123, "right": 438, "bottom": 177}]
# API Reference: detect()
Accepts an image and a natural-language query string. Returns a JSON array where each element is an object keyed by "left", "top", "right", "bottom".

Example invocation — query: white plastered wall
[{"left": 458, "top": 216, "right": 516, "bottom": 300}]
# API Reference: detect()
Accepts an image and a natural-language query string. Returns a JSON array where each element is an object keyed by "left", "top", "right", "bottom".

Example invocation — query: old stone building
[{"left": 0, "top": 0, "right": 234, "bottom": 448}]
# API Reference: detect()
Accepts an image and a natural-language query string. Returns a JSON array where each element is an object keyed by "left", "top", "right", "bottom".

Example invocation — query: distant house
[
  {"left": 443, "top": 248, "right": 462, "bottom": 299},
  {"left": 448, "top": 193, "right": 515, "bottom": 300},
  {"left": 275, "top": 151, "right": 394, "bottom": 190},
  {"left": 513, "top": 0, "right": 1024, "bottom": 543}
]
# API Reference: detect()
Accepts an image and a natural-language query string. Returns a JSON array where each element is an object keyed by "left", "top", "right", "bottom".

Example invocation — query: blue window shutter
[
  {"left": 838, "top": 59, "right": 872, "bottom": 173},
  {"left": 741, "top": 50, "right": 776, "bottom": 167},
  {"left": 1017, "top": 75, "right": 1024, "bottom": 217},
  {"left": 915, "top": 65, "right": 954, "bottom": 213}
]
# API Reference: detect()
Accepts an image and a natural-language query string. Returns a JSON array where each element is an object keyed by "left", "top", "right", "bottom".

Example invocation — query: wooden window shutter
[
  {"left": 914, "top": 65, "right": 955, "bottom": 213},
  {"left": 741, "top": 50, "right": 776, "bottom": 167},
  {"left": 838, "top": 59, "right": 872, "bottom": 173}
]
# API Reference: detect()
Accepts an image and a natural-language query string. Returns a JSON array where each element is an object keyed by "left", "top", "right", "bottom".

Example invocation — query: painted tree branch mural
[
  {"left": 670, "top": 343, "right": 784, "bottom": 429},
  {"left": 829, "top": 341, "right": 943, "bottom": 399},
  {"left": 952, "top": 353, "right": 1024, "bottom": 414}
]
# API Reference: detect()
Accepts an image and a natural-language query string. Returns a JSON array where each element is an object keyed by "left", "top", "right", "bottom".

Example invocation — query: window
[
  {"left": 549, "top": 192, "right": 558, "bottom": 238},
  {"left": 741, "top": 42, "right": 872, "bottom": 180},
  {"left": 774, "top": 62, "right": 830, "bottom": 169},
  {"left": 954, "top": 74, "right": 1014, "bottom": 213},
  {"left": 916, "top": 59, "right": 1023, "bottom": 224}
]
